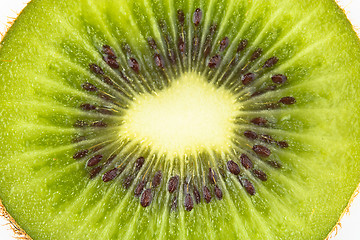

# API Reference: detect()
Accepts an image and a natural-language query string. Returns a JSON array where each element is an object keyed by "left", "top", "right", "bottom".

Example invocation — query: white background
[{"left": 0, "top": 0, "right": 360, "bottom": 239}]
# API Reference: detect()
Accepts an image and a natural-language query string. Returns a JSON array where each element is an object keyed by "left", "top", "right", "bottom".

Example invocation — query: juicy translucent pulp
[{"left": 0, "top": 0, "right": 360, "bottom": 240}]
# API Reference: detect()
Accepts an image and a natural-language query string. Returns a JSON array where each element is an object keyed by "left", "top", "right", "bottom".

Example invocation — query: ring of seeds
[{"left": 71, "top": 7, "right": 296, "bottom": 211}]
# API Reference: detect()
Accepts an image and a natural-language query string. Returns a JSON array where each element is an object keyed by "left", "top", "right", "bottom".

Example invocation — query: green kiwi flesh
[{"left": 1, "top": 0, "right": 360, "bottom": 239}]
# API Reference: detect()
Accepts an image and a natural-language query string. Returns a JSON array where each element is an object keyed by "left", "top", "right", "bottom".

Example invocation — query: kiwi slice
[{"left": 1, "top": 0, "right": 360, "bottom": 239}]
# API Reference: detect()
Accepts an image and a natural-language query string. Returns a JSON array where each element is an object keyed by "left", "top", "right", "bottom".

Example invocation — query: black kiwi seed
[
  {"left": 219, "top": 37, "right": 229, "bottom": 52},
  {"left": 193, "top": 36, "right": 200, "bottom": 58},
  {"left": 152, "top": 170, "right": 162, "bottom": 187},
  {"left": 89, "top": 166, "right": 102, "bottom": 179},
  {"left": 263, "top": 103, "right": 279, "bottom": 110},
  {"left": 102, "top": 168, "right": 118, "bottom": 182},
  {"left": 98, "top": 92, "right": 113, "bottom": 102},
  {"left": 204, "top": 24, "right": 217, "bottom": 57},
  {"left": 210, "top": 24, "right": 217, "bottom": 33},
  {"left": 252, "top": 145, "right": 271, "bottom": 157},
  {"left": 227, "top": 160, "right": 241, "bottom": 175},
  {"left": 214, "top": 185, "right": 223, "bottom": 200},
  {"left": 267, "top": 160, "right": 282, "bottom": 169},
  {"left": 82, "top": 82, "right": 98, "bottom": 92},
  {"left": 251, "top": 117, "right": 268, "bottom": 126},
  {"left": 241, "top": 72, "right": 255, "bottom": 85},
  {"left": 193, "top": 186, "right": 201, "bottom": 204},
  {"left": 103, "top": 56, "right": 119, "bottom": 69},
  {"left": 178, "top": 38, "right": 186, "bottom": 54},
  {"left": 203, "top": 186, "right": 212, "bottom": 203},
  {"left": 237, "top": 39, "right": 248, "bottom": 52},
  {"left": 91, "top": 121, "right": 107, "bottom": 128},
  {"left": 123, "top": 175, "right": 134, "bottom": 189},
  {"left": 168, "top": 175, "right": 179, "bottom": 193},
  {"left": 260, "top": 134, "right": 274, "bottom": 144},
  {"left": 204, "top": 44, "right": 212, "bottom": 58},
  {"left": 154, "top": 54, "right": 164, "bottom": 68},
  {"left": 91, "top": 145, "right": 103, "bottom": 153},
  {"left": 87, "top": 154, "right": 103, "bottom": 167},
  {"left": 240, "top": 154, "right": 253, "bottom": 169},
  {"left": 208, "top": 54, "right": 221, "bottom": 68},
  {"left": 277, "top": 141, "right": 289, "bottom": 148},
  {"left": 272, "top": 74, "right": 287, "bottom": 84},
  {"left": 147, "top": 38, "right": 157, "bottom": 50},
  {"left": 122, "top": 43, "right": 132, "bottom": 54},
  {"left": 218, "top": 167, "right": 227, "bottom": 179},
  {"left": 128, "top": 58, "right": 140, "bottom": 73},
  {"left": 102, "top": 45, "right": 117, "bottom": 58},
  {"left": 250, "top": 91, "right": 263, "bottom": 98},
  {"left": 184, "top": 193, "right": 194, "bottom": 212},
  {"left": 73, "top": 149, "right": 89, "bottom": 159},
  {"left": 135, "top": 157, "right": 145, "bottom": 171},
  {"left": 265, "top": 85, "right": 277, "bottom": 92},
  {"left": 279, "top": 96, "right": 296, "bottom": 105},
  {"left": 73, "top": 120, "right": 88, "bottom": 128},
  {"left": 72, "top": 136, "right": 86, "bottom": 143},
  {"left": 263, "top": 57, "right": 279, "bottom": 68},
  {"left": 253, "top": 169, "right": 268, "bottom": 181},
  {"left": 244, "top": 130, "right": 258, "bottom": 140},
  {"left": 193, "top": 8, "right": 202, "bottom": 26},
  {"left": 96, "top": 108, "right": 113, "bottom": 115},
  {"left": 135, "top": 180, "right": 146, "bottom": 197},
  {"left": 208, "top": 168, "right": 217, "bottom": 184},
  {"left": 140, "top": 188, "right": 152, "bottom": 207},
  {"left": 177, "top": 9, "right": 185, "bottom": 24},
  {"left": 250, "top": 48, "right": 262, "bottom": 61},
  {"left": 80, "top": 103, "right": 96, "bottom": 111},
  {"left": 89, "top": 64, "right": 104, "bottom": 75},
  {"left": 240, "top": 178, "right": 256, "bottom": 195}
]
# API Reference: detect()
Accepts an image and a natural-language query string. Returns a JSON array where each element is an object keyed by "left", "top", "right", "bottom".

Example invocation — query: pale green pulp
[{"left": 0, "top": 0, "right": 360, "bottom": 239}]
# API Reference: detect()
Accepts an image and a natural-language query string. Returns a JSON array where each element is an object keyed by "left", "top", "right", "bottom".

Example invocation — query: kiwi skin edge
[
  {"left": 1, "top": 0, "right": 360, "bottom": 239},
  {"left": 0, "top": 200, "right": 31, "bottom": 240},
  {"left": 1, "top": 183, "right": 360, "bottom": 240},
  {"left": 0, "top": 3, "right": 32, "bottom": 239},
  {"left": 325, "top": 182, "right": 360, "bottom": 239}
]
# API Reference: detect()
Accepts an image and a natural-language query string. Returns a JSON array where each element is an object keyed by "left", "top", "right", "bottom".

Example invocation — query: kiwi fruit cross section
[{"left": 1, "top": 0, "right": 360, "bottom": 239}]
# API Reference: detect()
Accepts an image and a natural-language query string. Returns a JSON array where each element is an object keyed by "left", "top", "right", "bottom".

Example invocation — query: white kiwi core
[{"left": 121, "top": 72, "right": 240, "bottom": 156}]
